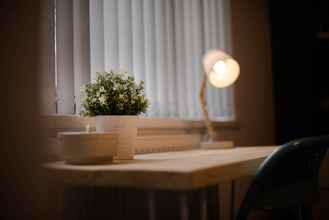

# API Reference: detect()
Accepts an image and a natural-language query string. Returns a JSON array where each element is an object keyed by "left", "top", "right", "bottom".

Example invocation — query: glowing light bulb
[
  {"left": 203, "top": 50, "right": 240, "bottom": 88},
  {"left": 212, "top": 60, "right": 228, "bottom": 80}
]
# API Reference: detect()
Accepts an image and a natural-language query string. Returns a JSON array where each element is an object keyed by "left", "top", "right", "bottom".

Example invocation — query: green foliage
[{"left": 80, "top": 71, "right": 149, "bottom": 116}]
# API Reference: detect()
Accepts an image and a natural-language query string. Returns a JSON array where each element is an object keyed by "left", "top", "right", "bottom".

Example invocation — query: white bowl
[{"left": 58, "top": 131, "right": 118, "bottom": 165}]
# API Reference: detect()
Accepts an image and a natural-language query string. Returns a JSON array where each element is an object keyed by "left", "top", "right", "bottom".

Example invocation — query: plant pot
[
  {"left": 95, "top": 115, "right": 137, "bottom": 160},
  {"left": 58, "top": 131, "right": 118, "bottom": 165}
]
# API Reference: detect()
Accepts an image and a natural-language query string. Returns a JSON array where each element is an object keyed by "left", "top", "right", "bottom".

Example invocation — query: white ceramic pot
[
  {"left": 95, "top": 115, "right": 137, "bottom": 160},
  {"left": 58, "top": 132, "right": 118, "bottom": 165}
]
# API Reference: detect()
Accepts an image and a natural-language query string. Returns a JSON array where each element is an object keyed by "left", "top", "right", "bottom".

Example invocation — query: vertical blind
[{"left": 51, "top": 0, "right": 235, "bottom": 121}]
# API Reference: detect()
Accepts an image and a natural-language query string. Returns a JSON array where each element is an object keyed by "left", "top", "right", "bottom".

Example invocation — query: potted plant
[{"left": 81, "top": 70, "right": 149, "bottom": 159}]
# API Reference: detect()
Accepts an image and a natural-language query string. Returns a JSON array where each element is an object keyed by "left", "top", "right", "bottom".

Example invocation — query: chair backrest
[{"left": 236, "top": 136, "right": 329, "bottom": 220}]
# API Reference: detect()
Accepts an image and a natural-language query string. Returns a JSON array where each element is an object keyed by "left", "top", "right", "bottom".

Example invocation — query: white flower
[
  {"left": 99, "top": 86, "right": 105, "bottom": 93},
  {"left": 99, "top": 95, "right": 107, "bottom": 106},
  {"left": 92, "top": 97, "right": 97, "bottom": 103}
]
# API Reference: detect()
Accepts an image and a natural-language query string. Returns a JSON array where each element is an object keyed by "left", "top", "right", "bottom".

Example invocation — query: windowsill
[
  {"left": 44, "top": 114, "right": 240, "bottom": 130},
  {"left": 44, "top": 115, "right": 240, "bottom": 157},
  {"left": 136, "top": 116, "right": 240, "bottom": 130}
]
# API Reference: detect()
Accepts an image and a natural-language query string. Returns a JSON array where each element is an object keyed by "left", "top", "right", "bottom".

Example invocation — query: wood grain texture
[{"left": 45, "top": 146, "right": 277, "bottom": 190}]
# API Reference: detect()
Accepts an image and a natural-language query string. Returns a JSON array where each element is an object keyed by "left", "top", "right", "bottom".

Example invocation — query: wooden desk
[
  {"left": 46, "top": 146, "right": 277, "bottom": 189},
  {"left": 46, "top": 146, "right": 277, "bottom": 220}
]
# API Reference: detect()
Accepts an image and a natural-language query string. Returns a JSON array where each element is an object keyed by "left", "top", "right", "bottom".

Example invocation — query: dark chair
[{"left": 236, "top": 136, "right": 329, "bottom": 220}]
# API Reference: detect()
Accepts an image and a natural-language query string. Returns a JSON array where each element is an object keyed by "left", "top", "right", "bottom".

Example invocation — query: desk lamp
[{"left": 199, "top": 50, "right": 240, "bottom": 149}]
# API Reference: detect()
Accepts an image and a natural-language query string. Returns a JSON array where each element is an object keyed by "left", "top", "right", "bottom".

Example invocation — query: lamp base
[{"left": 201, "top": 140, "right": 234, "bottom": 149}]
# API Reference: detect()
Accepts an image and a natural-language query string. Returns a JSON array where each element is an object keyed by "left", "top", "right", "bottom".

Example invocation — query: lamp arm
[{"left": 199, "top": 73, "right": 216, "bottom": 141}]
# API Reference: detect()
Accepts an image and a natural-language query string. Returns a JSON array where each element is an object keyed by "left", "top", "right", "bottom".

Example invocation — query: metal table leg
[
  {"left": 200, "top": 189, "right": 208, "bottom": 220},
  {"left": 179, "top": 192, "right": 189, "bottom": 220},
  {"left": 148, "top": 191, "right": 156, "bottom": 220}
]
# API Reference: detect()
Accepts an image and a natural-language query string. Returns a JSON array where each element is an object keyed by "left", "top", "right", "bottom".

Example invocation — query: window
[{"left": 44, "top": 0, "right": 235, "bottom": 121}]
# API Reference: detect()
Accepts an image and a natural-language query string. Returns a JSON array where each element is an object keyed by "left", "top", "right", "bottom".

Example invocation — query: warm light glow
[
  {"left": 203, "top": 50, "right": 240, "bottom": 88},
  {"left": 208, "top": 58, "right": 239, "bottom": 88},
  {"left": 212, "top": 60, "right": 227, "bottom": 80}
]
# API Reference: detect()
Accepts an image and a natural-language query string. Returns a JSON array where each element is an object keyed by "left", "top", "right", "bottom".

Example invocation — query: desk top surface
[{"left": 46, "top": 146, "right": 278, "bottom": 190}]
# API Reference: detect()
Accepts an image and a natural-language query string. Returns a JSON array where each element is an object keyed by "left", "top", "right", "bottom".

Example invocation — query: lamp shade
[{"left": 203, "top": 50, "right": 240, "bottom": 88}]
